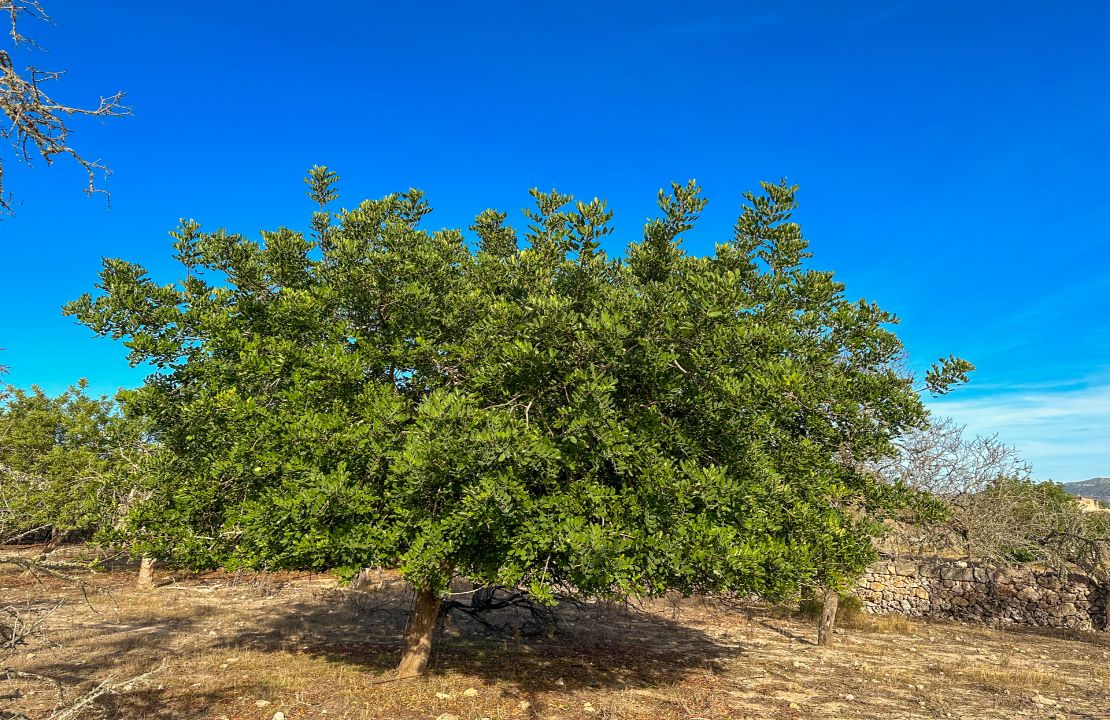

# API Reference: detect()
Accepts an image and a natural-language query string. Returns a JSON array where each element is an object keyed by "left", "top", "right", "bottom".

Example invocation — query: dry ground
[{"left": 2, "top": 554, "right": 1109, "bottom": 720}]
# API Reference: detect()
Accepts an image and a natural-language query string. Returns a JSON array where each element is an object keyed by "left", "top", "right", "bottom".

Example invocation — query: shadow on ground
[
  {"left": 217, "top": 579, "right": 742, "bottom": 690},
  {"left": 8, "top": 571, "right": 750, "bottom": 719}
]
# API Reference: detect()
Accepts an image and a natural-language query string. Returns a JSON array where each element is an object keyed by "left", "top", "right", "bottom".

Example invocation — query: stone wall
[{"left": 855, "top": 557, "right": 1109, "bottom": 631}]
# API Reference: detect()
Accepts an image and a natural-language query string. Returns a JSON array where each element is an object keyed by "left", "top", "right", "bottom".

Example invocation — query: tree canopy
[
  {"left": 0, "top": 380, "right": 137, "bottom": 542},
  {"left": 66, "top": 170, "right": 969, "bottom": 670}
]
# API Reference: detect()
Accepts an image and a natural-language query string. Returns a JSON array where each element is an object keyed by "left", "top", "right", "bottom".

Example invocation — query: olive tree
[{"left": 66, "top": 169, "right": 968, "bottom": 674}]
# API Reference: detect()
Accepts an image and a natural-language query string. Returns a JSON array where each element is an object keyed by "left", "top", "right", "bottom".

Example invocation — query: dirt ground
[{"left": 2, "top": 556, "right": 1109, "bottom": 720}]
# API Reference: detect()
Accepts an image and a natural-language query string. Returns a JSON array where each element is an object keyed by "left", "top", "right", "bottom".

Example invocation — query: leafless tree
[
  {"left": 877, "top": 418, "right": 1110, "bottom": 578},
  {"left": 0, "top": 0, "right": 129, "bottom": 213},
  {"left": 876, "top": 416, "right": 1031, "bottom": 498}
]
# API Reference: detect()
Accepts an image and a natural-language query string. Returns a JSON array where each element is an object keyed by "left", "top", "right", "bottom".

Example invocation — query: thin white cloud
[{"left": 926, "top": 380, "right": 1110, "bottom": 483}]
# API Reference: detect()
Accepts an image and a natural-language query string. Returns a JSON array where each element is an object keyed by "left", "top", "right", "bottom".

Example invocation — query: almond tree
[
  {"left": 66, "top": 169, "right": 969, "bottom": 675},
  {"left": 881, "top": 418, "right": 1110, "bottom": 575}
]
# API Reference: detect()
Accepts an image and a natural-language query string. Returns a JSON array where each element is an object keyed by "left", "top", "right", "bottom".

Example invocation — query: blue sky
[{"left": 1, "top": 1, "right": 1107, "bottom": 481}]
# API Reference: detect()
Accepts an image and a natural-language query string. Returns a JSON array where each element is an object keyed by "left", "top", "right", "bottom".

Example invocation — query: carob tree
[{"left": 66, "top": 169, "right": 969, "bottom": 673}]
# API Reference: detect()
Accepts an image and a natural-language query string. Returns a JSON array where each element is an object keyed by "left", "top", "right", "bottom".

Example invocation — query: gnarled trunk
[
  {"left": 137, "top": 556, "right": 155, "bottom": 589},
  {"left": 817, "top": 589, "right": 839, "bottom": 646},
  {"left": 46, "top": 527, "right": 69, "bottom": 551},
  {"left": 396, "top": 587, "right": 441, "bottom": 677}
]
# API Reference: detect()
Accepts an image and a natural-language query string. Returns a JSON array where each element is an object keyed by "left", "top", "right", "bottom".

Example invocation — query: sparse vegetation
[{"left": 880, "top": 418, "right": 1110, "bottom": 578}]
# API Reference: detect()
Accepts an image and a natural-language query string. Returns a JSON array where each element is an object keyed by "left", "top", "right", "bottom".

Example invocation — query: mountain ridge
[{"left": 1061, "top": 477, "right": 1110, "bottom": 502}]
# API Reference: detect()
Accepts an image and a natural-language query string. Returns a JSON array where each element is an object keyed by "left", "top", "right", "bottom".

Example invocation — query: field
[{"left": 3, "top": 555, "right": 1109, "bottom": 720}]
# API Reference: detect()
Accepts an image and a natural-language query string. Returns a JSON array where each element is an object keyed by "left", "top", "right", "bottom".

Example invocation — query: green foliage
[
  {"left": 924, "top": 355, "right": 976, "bottom": 396},
  {"left": 0, "top": 381, "right": 139, "bottom": 540},
  {"left": 799, "top": 591, "right": 863, "bottom": 619},
  {"left": 65, "top": 171, "right": 966, "bottom": 600}
]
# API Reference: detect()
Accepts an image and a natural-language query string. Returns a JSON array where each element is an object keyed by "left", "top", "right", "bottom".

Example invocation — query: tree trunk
[
  {"left": 1100, "top": 579, "right": 1110, "bottom": 632},
  {"left": 349, "top": 567, "right": 384, "bottom": 592},
  {"left": 472, "top": 585, "right": 497, "bottom": 610},
  {"left": 817, "top": 589, "right": 839, "bottom": 646},
  {"left": 45, "top": 527, "right": 66, "bottom": 550},
  {"left": 396, "top": 587, "right": 441, "bottom": 677},
  {"left": 137, "top": 556, "right": 155, "bottom": 589}
]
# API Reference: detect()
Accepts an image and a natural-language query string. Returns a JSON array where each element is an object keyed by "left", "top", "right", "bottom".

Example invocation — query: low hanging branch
[
  {"left": 0, "top": 527, "right": 93, "bottom": 584},
  {"left": 0, "top": 551, "right": 89, "bottom": 582},
  {"left": 0, "top": 0, "right": 129, "bottom": 213}
]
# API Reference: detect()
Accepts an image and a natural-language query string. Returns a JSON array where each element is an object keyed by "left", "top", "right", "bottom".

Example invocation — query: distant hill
[{"left": 1062, "top": 477, "right": 1110, "bottom": 502}]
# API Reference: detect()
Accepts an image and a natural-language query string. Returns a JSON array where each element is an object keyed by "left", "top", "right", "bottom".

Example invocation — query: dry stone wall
[{"left": 855, "top": 557, "right": 1109, "bottom": 631}]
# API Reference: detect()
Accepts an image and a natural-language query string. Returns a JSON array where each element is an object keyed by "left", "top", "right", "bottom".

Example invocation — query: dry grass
[
  {"left": 840, "top": 610, "right": 920, "bottom": 635},
  {"left": 2, "top": 553, "right": 1109, "bottom": 720},
  {"left": 944, "top": 660, "right": 1068, "bottom": 694}
]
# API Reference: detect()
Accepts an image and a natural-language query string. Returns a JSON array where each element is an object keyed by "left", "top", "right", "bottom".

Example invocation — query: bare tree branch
[
  {"left": 875, "top": 416, "right": 1031, "bottom": 498},
  {"left": 1, "top": 600, "right": 62, "bottom": 652},
  {"left": 877, "top": 417, "right": 1110, "bottom": 582},
  {"left": 0, "top": 0, "right": 130, "bottom": 213},
  {"left": 47, "top": 661, "right": 164, "bottom": 720}
]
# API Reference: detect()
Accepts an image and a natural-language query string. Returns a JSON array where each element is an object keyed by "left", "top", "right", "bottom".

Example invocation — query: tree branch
[{"left": 0, "top": 0, "right": 130, "bottom": 213}]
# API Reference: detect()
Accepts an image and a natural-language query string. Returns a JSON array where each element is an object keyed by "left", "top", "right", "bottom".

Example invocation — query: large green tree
[{"left": 66, "top": 170, "right": 968, "bottom": 674}]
